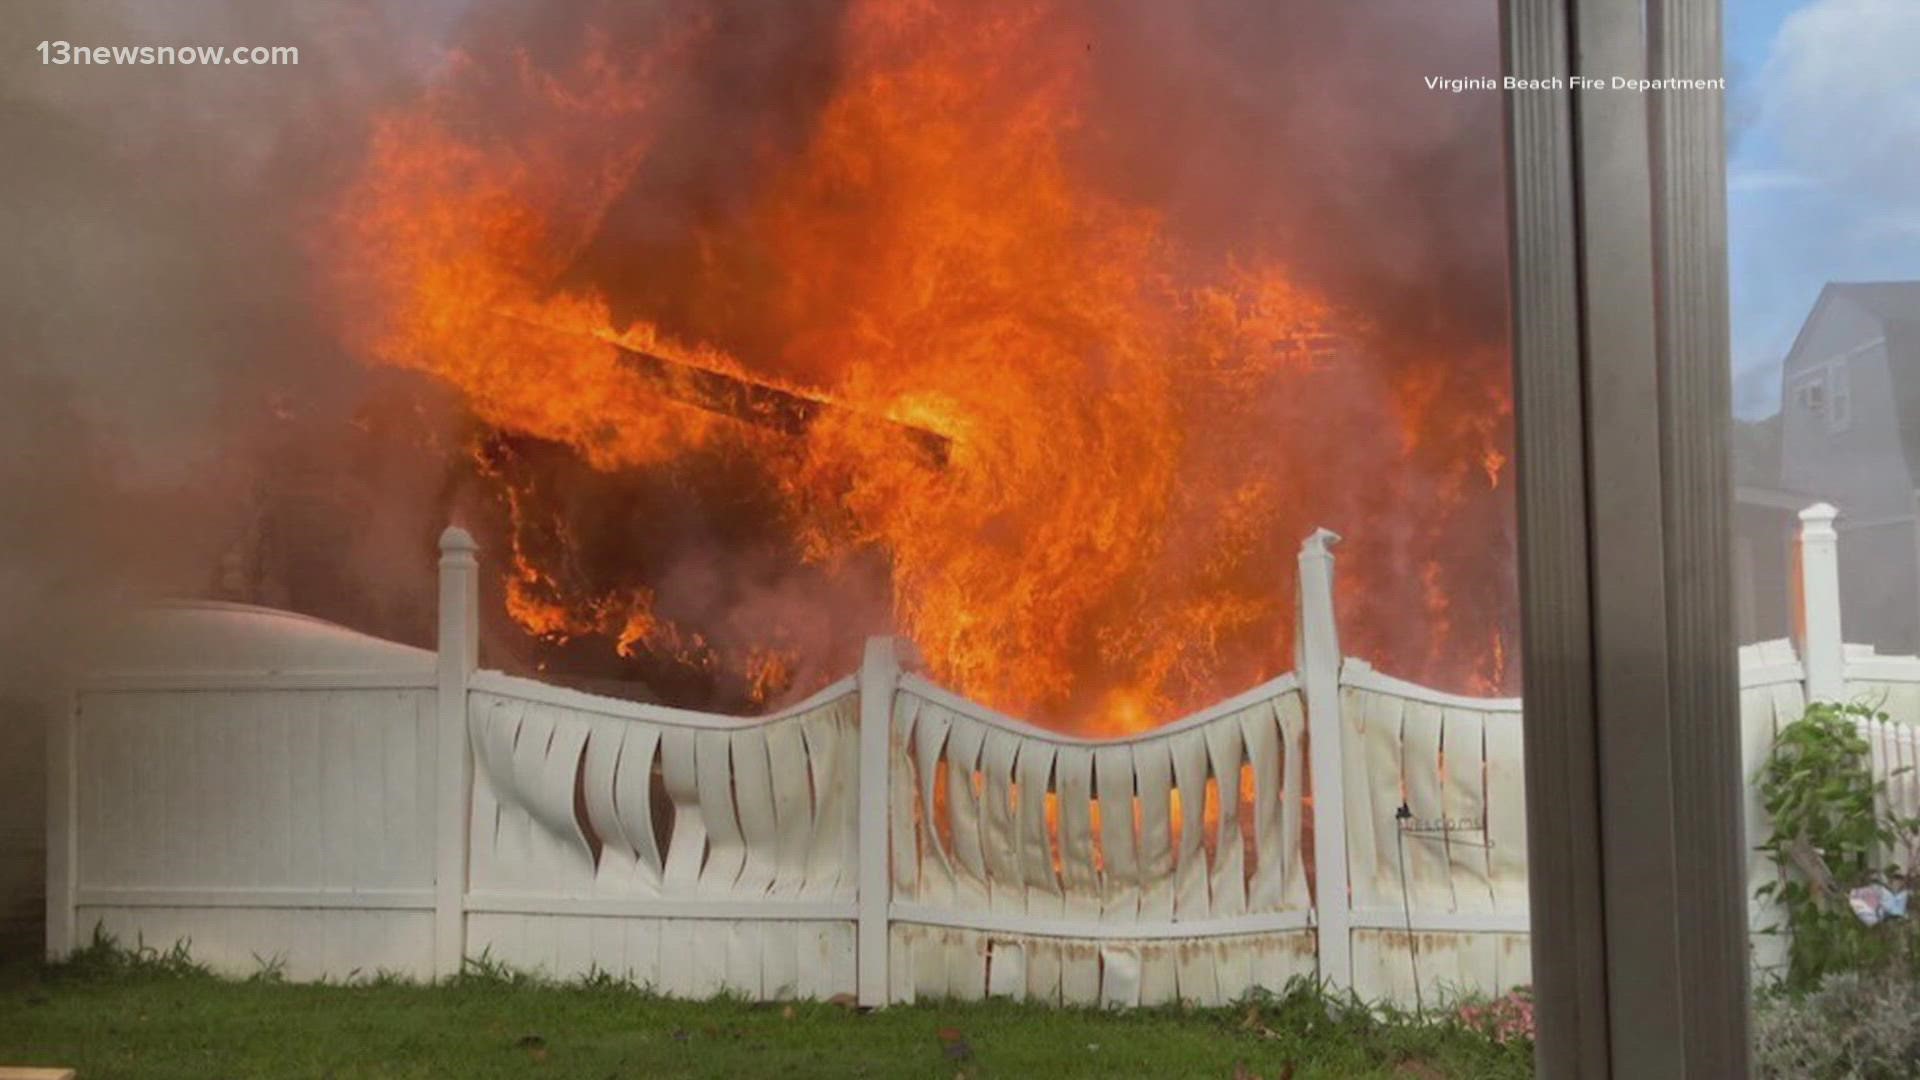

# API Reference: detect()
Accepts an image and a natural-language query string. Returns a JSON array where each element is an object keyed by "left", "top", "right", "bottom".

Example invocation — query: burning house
[
  {"left": 305, "top": 0, "right": 1518, "bottom": 734},
  {"left": 4, "top": 0, "right": 1522, "bottom": 972},
  {"left": 5, "top": 0, "right": 1884, "bottom": 1064}
]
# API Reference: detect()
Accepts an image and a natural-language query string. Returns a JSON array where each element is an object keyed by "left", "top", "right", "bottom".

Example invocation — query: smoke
[
  {"left": 0, "top": 0, "right": 1515, "bottom": 716},
  {"left": 400, "top": 0, "right": 1516, "bottom": 710},
  {"left": 1084, "top": 0, "right": 1508, "bottom": 336},
  {"left": 0, "top": 0, "right": 478, "bottom": 683},
  {"left": 1076, "top": 0, "right": 1514, "bottom": 680},
  {"left": 1759, "top": 0, "right": 1920, "bottom": 215},
  {"left": 1728, "top": 0, "right": 1920, "bottom": 418}
]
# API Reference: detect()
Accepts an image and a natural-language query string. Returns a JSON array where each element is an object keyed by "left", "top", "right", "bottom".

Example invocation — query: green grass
[{"left": 0, "top": 935, "right": 1533, "bottom": 1079}]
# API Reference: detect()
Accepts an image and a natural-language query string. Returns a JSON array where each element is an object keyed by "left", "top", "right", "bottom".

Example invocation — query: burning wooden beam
[
  {"left": 502, "top": 315, "right": 950, "bottom": 467},
  {"left": 609, "top": 338, "right": 949, "bottom": 467}
]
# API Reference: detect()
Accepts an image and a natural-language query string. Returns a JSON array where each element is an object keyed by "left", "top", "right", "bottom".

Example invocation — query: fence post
[
  {"left": 434, "top": 526, "right": 479, "bottom": 980},
  {"left": 855, "top": 636, "right": 900, "bottom": 1007},
  {"left": 44, "top": 691, "right": 77, "bottom": 960},
  {"left": 1797, "top": 502, "right": 1844, "bottom": 702},
  {"left": 1296, "top": 527, "right": 1351, "bottom": 991}
]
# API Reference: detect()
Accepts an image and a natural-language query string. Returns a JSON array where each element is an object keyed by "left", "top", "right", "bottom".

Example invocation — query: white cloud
[
  {"left": 1879, "top": 212, "right": 1920, "bottom": 238},
  {"left": 1726, "top": 0, "right": 1920, "bottom": 419},
  {"left": 1727, "top": 168, "right": 1815, "bottom": 194},
  {"left": 1759, "top": 0, "right": 1920, "bottom": 206}
]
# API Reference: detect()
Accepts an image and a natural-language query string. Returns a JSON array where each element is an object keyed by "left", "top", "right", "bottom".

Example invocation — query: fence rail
[{"left": 46, "top": 501, "right": 1920, "bottom": 1006}]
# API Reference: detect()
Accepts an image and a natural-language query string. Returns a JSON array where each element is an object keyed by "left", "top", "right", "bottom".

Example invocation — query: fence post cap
[
  {"left": 1301, "top": 526, "right": 1342, "bottom": 556},
  {"left": 1798, "top": 502, "right": 1839, "bottom": 524},
  {"left": 860, "top": 635, "right": 901, "bottom": 668},
  {"left": 438, "top": 525, "right": 479, "bottom": 555}
]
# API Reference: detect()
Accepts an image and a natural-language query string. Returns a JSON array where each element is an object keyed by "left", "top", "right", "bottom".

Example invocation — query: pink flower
[{"left": 1457, "top": 987, "right": 1535, "bottom": 1044}]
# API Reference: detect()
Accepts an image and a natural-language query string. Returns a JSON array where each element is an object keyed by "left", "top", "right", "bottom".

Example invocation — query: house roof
[
  {"left": 1783, "top": 282, "right": 1920, "bottom": 368},
  {"left": 1782, "top": 282, "right": 1920, "bottom": 488},
  {"left": 1828, "top": 282, "right": 1920, "bottom": 325}
]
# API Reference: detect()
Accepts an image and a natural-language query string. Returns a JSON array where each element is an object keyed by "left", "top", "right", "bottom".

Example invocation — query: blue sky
[{"left": 1725, "top": 0, "right": 1920, "bottom": 417}]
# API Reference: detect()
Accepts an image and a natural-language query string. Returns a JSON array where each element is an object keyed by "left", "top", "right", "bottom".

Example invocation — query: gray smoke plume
[
  {"left": 0, "top": 0, "right": 483, "bottom": 684},
  {"left": 0, "top": 0, "right": 1513, "bottom": 706}
]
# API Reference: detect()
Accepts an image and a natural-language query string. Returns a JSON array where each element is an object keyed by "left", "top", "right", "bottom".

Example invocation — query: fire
[
  {"left": 934, "top": 763, "right": 1258, "bottom": 876},
  {"left": 323, "top": 0, "right": 1515, "bottom": 733}
]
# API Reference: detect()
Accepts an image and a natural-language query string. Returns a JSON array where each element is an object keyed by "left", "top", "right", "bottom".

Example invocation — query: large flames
[{"left": 325, "top": 0, "right": 1514, "bottom": 733}]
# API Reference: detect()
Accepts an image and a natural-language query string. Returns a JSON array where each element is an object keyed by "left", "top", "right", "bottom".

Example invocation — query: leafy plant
[
  {"left": 1453, "top": 986, "right": 1533, "bottom": 1045},
  {"left": 452, "top": 946, "right": 538, "bottom": 988},
  {"left": 1756, "top": 701, "right": 1917, "bottom": 989},
  {"left": 51, "top": 923, "right": 213, "bottom": 982},
  {"left": 1755, "top": 970, "right": 1920, "bottom": 1079}
]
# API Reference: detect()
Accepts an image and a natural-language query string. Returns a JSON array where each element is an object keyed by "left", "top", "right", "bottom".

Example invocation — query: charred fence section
[{"left": 45, "top": 503, "right": 1912, "bottom": 1006}]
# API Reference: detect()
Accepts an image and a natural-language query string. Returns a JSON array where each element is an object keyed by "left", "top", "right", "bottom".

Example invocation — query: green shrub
[
  {"left": 1755, "top": 970, "right": 1920, "bottom": 1078},
  {"left": 1756, "top": 701, "right": 1920, "bottom": 989}
]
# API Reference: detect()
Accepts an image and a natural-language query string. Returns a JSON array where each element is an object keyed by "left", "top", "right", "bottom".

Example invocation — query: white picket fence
[{"left": 45, "top": 504, "right": 1920, "bottom": 1006}]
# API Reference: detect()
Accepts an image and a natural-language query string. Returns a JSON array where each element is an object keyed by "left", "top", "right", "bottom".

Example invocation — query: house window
[
  {"left": 1792, "top": 371, "right": 1826, "bottom": 414},
  {"left": 1792, "top": 361, "right": 1852, "bottom": 433},
  {"left": 1825, "top": 358, "right": 1852, "bottom": 432}
]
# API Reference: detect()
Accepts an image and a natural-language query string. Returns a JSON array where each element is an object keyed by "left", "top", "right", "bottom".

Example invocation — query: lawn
[{"left": 0, "top": 941, "right": 1533, "bottom": 1079}]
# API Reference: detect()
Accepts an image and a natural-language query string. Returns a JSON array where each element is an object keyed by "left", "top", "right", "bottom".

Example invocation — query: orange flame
[{"left": 323, "top": 0, "right": 1514, "bottom": 732}]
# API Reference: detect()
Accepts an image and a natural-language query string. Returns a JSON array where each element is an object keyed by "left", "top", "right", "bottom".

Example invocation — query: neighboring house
[{"left": 1737, "top": 281, "right": 1920, "bottom": 651}]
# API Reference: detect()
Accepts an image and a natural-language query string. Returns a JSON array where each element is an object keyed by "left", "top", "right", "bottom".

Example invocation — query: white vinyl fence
[
  {"left": 46, "top": 503, "right": 1918, "bottom": 1006},
  {"left": 884, "top": 670, "right": 1316, "bottom": 1006}
]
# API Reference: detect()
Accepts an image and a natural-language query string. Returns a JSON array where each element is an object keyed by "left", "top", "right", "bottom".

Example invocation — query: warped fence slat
[
  {"left": 883, "top": 674, "right": 1315, "bottom": 1006},
  {"left": 49, "top": 502, "right": 1920, "bottom": 1006},
  {"left": 460, "top": 671, "right": 862, "bottom": 997}
]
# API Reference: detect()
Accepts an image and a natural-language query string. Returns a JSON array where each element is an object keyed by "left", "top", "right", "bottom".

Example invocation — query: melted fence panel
[
  {"left": 68, "top": 611, "right": 1896, "bottom": 1008},
  {"left": 980, "top": 728, "right": 1023, "bottom": 916},
  {"left": 67, "top": 512, "right": 1920, "bottom": 1004},
  {"left": 884, "top": 673, "right": 1316, "bottom": 1006},
  {"left": 1094, "top": 744, "right": 1139, "bottom": 920},
  {"left": 1241, "top": 702, "right": 1284, "bottom": 911},
  {"left": 658, "top": 728, "right": 704, "bottom": 892},
  {"left": 765, "top": 720, "right": 811, "bottom": 896},
  {"left": 1134, "top": 740, "right": 1177, "bottom": 924},
  {"left": 1204, "top": 721, "right": 1246, "bottom": 918},
  {"left": 944, "top": 716, "right": 990, "bottom": 910},
  {"left": 460, "top": 676, "right": 863, "bottom": 997},
  {"left": 1276, "top": 693, "right": 1311, "bottom": 911},
  {"left": 889, "top": 694, "right": 921, "bottom": 901},
  {"left": 469, "top": 679, "right": 862, "bottom": 904},
  {"left": 1170, "top": 729, "right": 1210, "bottom": 923},
  {"left": 800, "top": 700, "right": 860, "bottom": 901},
  {"left": 732, "top": 728, "right": 779, "bottom": 896},
  {"left": 1056, "top": 746, "right": 1098, "bottom": 917},
  {"left": 1017, "top": 739, "right": 1061, "bottom": 914},
  {"left": 695, "top": 728, "right": 747, "bottom": 894}
]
